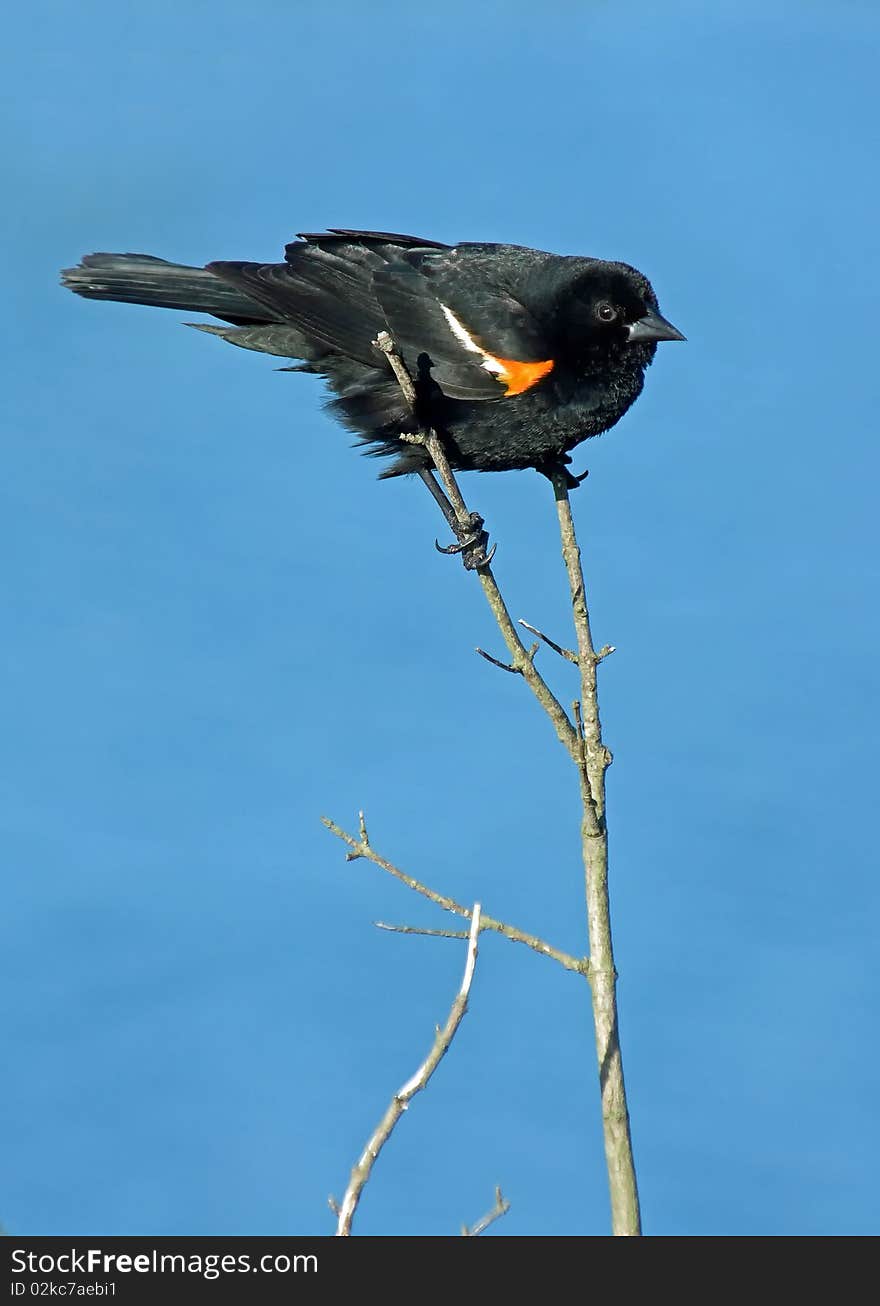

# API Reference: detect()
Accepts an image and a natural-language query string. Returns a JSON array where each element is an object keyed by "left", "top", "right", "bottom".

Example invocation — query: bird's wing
[
  {"left": 209, "top": 235, "right": 557, "bottom": 401},
  {"left": 373, "top": 248, "right": 556, "bottom": 400},
  {"left": 291, "top": 228, "right": 450, "bottom": 250},
  {"left": 206, "top": 245, "right": 390, "bottom": 366},
  {"left": 207, "top": 232, "right": 451, "bottom": 366}
]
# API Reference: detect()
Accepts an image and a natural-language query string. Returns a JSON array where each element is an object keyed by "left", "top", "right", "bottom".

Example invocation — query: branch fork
[{"left": 330, "top": 329, "right": 640, "bottom": 1236}]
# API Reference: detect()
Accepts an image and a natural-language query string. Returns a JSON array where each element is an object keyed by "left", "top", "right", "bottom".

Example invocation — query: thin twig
[
  {"left": 374, "top": 329, "right": 417, "bottom": 408},
  {"left": 476, "top": 640, "right": 539, "bottom": 674},
  {"left": 475, "top": 647, "right": 520, "bottom": 674},
  {"left": 335, "top": 905, "right": 483, "bottom": 1236},
  {"left": 518, "top": 618, "right": 580, "bottom": 665},
  {"left": 461, "top": 1186, "right": 511, "bottom": 1236},
  {"left": 375, "top": 922, "right": 470, "bottom": 939},
  {"left": 322, "top": 816, "right": 587, "bottom": 977},
  {"left": 422, "top": 429, "right": 475, "bottom": 530},
  {"left": 548, "top": 470, "right": 639, "bottom": 1236}
]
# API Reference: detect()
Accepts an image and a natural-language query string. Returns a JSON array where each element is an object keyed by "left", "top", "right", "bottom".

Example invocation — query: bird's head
[{"left": 561, "top": 261, "right": 685, "bottom": 366}]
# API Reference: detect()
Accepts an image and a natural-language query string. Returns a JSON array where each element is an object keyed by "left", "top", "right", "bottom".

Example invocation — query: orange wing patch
[
  {"left": 487, "top": 355, "right": 555, "bottom": 396},
  {"left": 438, "top": 303, "right": 555, "bottom": 397}
]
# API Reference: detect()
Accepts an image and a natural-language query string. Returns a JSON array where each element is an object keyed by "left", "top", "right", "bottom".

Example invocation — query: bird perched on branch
[{"left": 62, "top": 229, "right": 683, "bottom": 481}]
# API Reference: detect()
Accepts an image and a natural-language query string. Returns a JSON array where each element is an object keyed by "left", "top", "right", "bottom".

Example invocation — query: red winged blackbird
[{"left": 62, "top": 229, "right": 684, "bottom": 479}]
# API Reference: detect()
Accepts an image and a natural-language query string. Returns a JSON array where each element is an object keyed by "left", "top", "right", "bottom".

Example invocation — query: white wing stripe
[
  {"left": 440, "top": 303, "right": 481, "bottom": 352},
  {"left": 439, "top": 303, "right": 505, "bottom": 376}
]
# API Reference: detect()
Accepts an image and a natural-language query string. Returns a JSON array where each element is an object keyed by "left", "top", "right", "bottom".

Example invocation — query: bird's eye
[{"left": 596, "top": 302, "right": 618, "bottom": 323}]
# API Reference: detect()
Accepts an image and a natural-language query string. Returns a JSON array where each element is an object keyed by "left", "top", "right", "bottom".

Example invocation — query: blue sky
[{"left": 2, "top": 0, "right": 878, "bottom": 1236}]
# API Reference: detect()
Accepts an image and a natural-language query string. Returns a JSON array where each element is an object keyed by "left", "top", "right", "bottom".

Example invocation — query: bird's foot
[
  {"left": 536, "top": 458, "right": 589, "bottom": 490},
  {"left": 435, "top": 511, "right": 496, "bottom": 570}
]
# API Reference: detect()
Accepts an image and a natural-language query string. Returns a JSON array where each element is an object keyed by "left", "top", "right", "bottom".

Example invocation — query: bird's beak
[{"left": 626, "top": 308, "right": 686, "bottom": 344}]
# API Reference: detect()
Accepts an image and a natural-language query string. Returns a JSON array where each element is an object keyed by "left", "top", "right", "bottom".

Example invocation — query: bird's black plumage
[{"left": 61, "top": 230, "right": 684, "bottom": 477}]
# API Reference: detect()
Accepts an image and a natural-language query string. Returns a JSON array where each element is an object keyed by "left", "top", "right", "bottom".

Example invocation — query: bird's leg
[
  {"left": 417, "top": 464, "right": 488, "bottom": 559},
  {"left": 408, "top": 431, "right": 494, "bottom": 567},
  {"left": 374, "top": 331, "right": 496, "bottom": 570},
  {"left": 420, "top": 426, "right": 496, "bottom": 569},
  {"left": 417, "top": 466, "right": 495, "bottom": 571},
  {"left": 415, "top": 465, "right": 459, "bottom": 534}
]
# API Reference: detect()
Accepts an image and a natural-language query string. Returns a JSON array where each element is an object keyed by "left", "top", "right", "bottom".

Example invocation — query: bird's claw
[
  {"left": 469, "top": 540, "right": 497, "bottom": 569},
  {"left": 435, "top": 537, "right": 471, "bottom": 556},
  {"left": 435, "top": 512, "right": 496, "bottom": 570},
  {"left": 536, "top": 458, "right": 589, "bottom": 490}
]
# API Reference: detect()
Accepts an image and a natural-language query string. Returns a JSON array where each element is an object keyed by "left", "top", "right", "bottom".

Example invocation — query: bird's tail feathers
[{"left": 60, "top": 253, "right": 272, "bottom": 321}]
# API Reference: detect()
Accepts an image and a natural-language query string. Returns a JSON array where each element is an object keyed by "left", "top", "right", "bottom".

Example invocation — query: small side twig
[
  {"left": 475, "top": 647, "right": 519, "bottom": 674},
  {"left": 335, "top": 904, "right": 483, "bottom": 1236},
  {"left": 518, "top": 618, "right": 580, "bottom": 665},
  {"left": 477, "top": 641, "right": 539, "bottom": 674},
  {"left": 461, "top": 1186, "right": 511, "bottom": 1237},
  {"left": 375, "top": 922, "right": 470, "bottom": 939},
  {"left": 323, "top": 815, "right": 587, "bottom": 977}
]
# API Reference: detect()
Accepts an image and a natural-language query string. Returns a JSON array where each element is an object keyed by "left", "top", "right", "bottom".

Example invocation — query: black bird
[{"left": 61, "top": 228, "right": 684, "bottom": 480}]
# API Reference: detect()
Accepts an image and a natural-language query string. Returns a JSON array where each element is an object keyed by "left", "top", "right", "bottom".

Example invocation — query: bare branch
[
  {"left": 518, "top": 618, "right": 580, "bottom": 665},
  {"left": 573, "top": 698, "right": 584, "bottom": 743},
  {"left": 322, "top": 815, "right": 587, "bottom": 977},
  {"left": 374, "top": 330, "right": 417, "bottom": 408},
  {"left": 335, "top": 905, "right": 483, "bottom": 1236},
  {"left": 547, "top": 470, "right": 640, "bottom": 1236},
  {"left": 366, "top": 331, "right": 642, "bottom": 1235},
  {"left": 375, "top": 922, "right": 470, "bottom": 939},
  {"left": 324, "top": 814, "right": 471, "bottom": 919},
  {"left": 461, "top": 1186, "right": 511, "bottom": 1236},
  {"left": 475, "top": 647, "right": 521, "bottom": 674},
  {"left": 421, "top": 429, "right": 476, "bottom": 533},
  {"left": 476, "top": 640, "right": 539, "bottom": 674}
]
